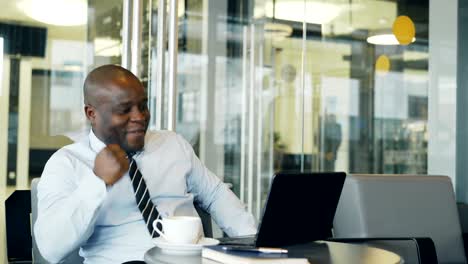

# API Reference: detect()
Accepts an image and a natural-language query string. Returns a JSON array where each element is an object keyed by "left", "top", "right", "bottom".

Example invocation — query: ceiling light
[
  {"left": 368, "top": 16, "right": 417, "bottom": 46},
  {"left": 18, "top": 0, "right": 87, "bottom": 26},
  {"left": 265, "top": 1, "right": 342, "bottom": 25},
  {"left": 367, "top": 33, "right": 415, "bottom": 45},
  {"left": 94, "top": 38, "right": 121, "bottom": 57}
]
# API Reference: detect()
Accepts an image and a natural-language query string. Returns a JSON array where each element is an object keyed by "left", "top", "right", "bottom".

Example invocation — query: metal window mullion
[
  {"left": 300, "top": 1, "right": 306, "bottom": 172},
  {"left": 167, "top": 0, "right": 179, "bottom": 131},
  {"left": 240, "top": 26, "right": 248, "bottom": 203},
  {"left": 156, "top": 0, "right": 167, "bottom": 130},
  {"left": 247, "top": 24, "right": 255, "bottom": 214},
  {"left": 130, "top": 0, "right": 143, "bottom": 76},
  {"left": 0, "top": 57, "right": 10, "bottom": 192},
  {"left": 122, "top": 0, "right": 132, "bottom": 69},
  {"left": 269, "top": 48, "right": 276, "bottom": 185},
  {"left": 17, "top": 60, "right": 32, "bottom": 189},
  {"left": 256, "top": 35, "right": 263, "bottom": 217}
]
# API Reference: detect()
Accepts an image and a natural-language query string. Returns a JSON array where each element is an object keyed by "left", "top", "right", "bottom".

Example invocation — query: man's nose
[{"left": 130, "top": 107, "right": 146, "bottom": 121}]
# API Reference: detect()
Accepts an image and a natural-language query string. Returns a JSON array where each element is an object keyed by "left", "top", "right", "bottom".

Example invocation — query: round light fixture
[
  {"left": 367, "top": 33, "right": 415, "bottom": 45},
  {"left": 367, "top": 16, "right": 417, "bottom": 46},
  {"left": 393, "top": 15, "right": 416, "bottom": 45},
  {"left": 18, "top": 0, "right": 87, "bottom": 26},
  {"left": 367, "top": 34, "right": 399, "bottom": 45},
  {"left": 375, "top": 55, "right": 390, "bottom": 73}
]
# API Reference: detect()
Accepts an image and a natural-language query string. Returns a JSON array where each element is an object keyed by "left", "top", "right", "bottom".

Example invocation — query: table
[{"left": 144, "top": 241, "right": 402, "bottom": 264}]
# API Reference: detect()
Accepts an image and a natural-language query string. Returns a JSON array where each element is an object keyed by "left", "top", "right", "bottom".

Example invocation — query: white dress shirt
[{"left": 34, "top": 130, "right": 257, "bottom": 264}]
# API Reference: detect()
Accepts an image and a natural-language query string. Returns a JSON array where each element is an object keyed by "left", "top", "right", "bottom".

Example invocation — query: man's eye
[
  {"left": 118, "top": 107, "right": 131, "bottom": 114},
  {"left": 139, "top": 103, "right": 149, "bottom": 111}
]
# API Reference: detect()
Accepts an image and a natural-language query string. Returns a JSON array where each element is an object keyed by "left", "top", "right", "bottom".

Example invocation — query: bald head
[{"left": 83, "top": 64, "right": 140, "bottom": 106}]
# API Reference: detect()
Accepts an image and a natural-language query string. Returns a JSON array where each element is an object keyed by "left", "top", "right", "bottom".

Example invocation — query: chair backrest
[
  {"left": 458, "top": 203, "right": 468, "bottom": 256},
  {"left": 195, "top": 203, "right": 213, "bottom": 238},
  {"left": 5, "top": 190, "right": 31, "bottom": 262},
  {"left": 333, "top": 174, "right": 466, "bottom": 264}
]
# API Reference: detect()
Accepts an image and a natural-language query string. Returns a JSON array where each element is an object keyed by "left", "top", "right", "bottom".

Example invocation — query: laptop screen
[{"left": 255, "top": 172, "right": 346, "bottom": 247}]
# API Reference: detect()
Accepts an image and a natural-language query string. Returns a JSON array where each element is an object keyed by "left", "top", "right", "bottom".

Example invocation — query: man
[
  {"left": 34, "top": 65, "right": 256, "bottom": 263},
  {"left": 323, "top": 114, "right": 342, "bottom": 171}
]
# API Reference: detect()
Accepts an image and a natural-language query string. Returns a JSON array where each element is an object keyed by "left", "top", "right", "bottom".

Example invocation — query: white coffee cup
[{"left": 153, "top": 216, "right": 202, "bottom": 244}]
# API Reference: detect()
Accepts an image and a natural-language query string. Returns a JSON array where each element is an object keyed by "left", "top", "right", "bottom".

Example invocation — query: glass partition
[
  {"left": 0, "top": 0, "right": 124, "bottom": 191},
  {"left": 0, "top": 0, "right": 125, "bottom": 259},
  {"left": 145, "top": 0, "right": 430, "bottom": 219},
  {"left": 0, "top": 0, "right": 451, "bottom": 261}
]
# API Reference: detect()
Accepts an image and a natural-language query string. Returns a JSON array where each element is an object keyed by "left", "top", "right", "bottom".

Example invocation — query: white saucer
[{"left": 152, "top": 237, "right": 219, "bottom": 255}]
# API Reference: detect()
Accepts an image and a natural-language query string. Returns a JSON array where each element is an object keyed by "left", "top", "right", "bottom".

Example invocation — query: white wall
[
  {"left": 428, "top": 0, "right": 457, "bottom": 185},
  {"left": 0, "top": 57, "right": 10, "bottom": 264}
]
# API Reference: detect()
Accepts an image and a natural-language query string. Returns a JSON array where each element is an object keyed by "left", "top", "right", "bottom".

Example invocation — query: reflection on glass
[
  {"left": 393, "top": 15, "right": 416, "bottom": 45},
  {"left": 145, "top": 0, "right": 429, "bottom": 219},
  {"left": 18, "top": 0, "right": 88, "bottom": 26},
  {"left": 264, "top": 1, "right": 341, "bottom": 25},
  {"left": 0, "top": 0, "right": 123, "bottom": 187},
  {"left": 375, "top": 55, "right": 390, "bottom": 73}
]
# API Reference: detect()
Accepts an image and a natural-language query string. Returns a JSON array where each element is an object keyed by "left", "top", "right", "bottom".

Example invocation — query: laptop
[{"left": 220, "top": 172, "right": 346, "bottom": 247}]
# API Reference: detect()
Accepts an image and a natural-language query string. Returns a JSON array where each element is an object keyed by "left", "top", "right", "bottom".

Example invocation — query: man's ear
[{"left": 84, "top": 104, "right": 96, "bottom": 125}]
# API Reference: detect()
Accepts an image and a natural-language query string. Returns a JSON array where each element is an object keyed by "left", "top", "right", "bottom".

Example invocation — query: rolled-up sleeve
[
  {"left": 34, "top": 150, "right": 107, "bottom": 263},
  {"left": 176, "top": 135, "right": 257, "bottom": 237}
]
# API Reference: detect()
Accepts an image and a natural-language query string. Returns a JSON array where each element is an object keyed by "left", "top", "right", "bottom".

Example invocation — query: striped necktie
[{"left": 128, "top": 155, "right": 161, "bottom": 238}]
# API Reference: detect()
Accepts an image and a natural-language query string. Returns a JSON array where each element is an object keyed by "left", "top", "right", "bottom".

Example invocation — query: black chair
[{"left": 5, "top": 190, "right": 32, "bottom": 263}]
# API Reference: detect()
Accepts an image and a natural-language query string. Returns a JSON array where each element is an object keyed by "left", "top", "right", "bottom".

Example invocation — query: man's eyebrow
[
  {"left": 115, "top": 97, "right": 148, "bottom": 106},
  {"left": 115, "top": 101, "right": 133, "bottom": 107}
]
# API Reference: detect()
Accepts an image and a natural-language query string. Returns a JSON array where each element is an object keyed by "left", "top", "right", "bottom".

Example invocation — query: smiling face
[{"left": 84, "top": 69, "right": 150, "bottom": 153}]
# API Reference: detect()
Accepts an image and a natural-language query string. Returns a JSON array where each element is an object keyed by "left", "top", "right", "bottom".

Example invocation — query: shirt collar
[
  {"left": 89, "top": 129, "right": 107, "bottom": 154},
  {"left": 88, "top": 129, "right": 146, "bottom": 158}
]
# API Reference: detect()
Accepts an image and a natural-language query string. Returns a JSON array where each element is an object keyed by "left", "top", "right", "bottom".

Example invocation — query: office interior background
[{"left": 0, "top": 0, "right": 466, "bottom": 260}]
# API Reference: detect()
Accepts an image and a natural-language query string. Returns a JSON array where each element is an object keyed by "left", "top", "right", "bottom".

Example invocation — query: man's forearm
[
  {"left": 206, "top": 182, "right": 257, "bottom": 237},
  {"left": 35, "top": 174, "right": 106, "bottom": 263}
]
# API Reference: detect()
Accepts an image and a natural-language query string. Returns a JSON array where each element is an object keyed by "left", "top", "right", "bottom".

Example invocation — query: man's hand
[{"left": 94, "top": 144, "right": 129, "bottom": 186}]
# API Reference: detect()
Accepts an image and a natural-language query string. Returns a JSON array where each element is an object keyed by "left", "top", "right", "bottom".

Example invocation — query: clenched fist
[{"left": 94, "top": 144, "right": 129, "bottom": 186}]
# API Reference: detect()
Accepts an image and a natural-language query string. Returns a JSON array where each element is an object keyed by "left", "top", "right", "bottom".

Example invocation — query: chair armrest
[
  {"left": 327, "top": 237, "right": 438, "bottom": 264},
  {"left": 194, "top": 203, "right": 213, "bottom": 238}
]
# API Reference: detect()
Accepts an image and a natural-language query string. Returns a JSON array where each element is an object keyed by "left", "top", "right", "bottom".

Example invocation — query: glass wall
[
  {"left": 146, "top": 0, "right": 431, "bottom": 219},
  {"left": 0, "top": 1, "right": 123, "bottom": 260},
  {"left": 0, "top": 0, "right": 123, "bottom": 191},
  {"left": 0, "top": 0, "right": 461, "bottom": 260}
]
